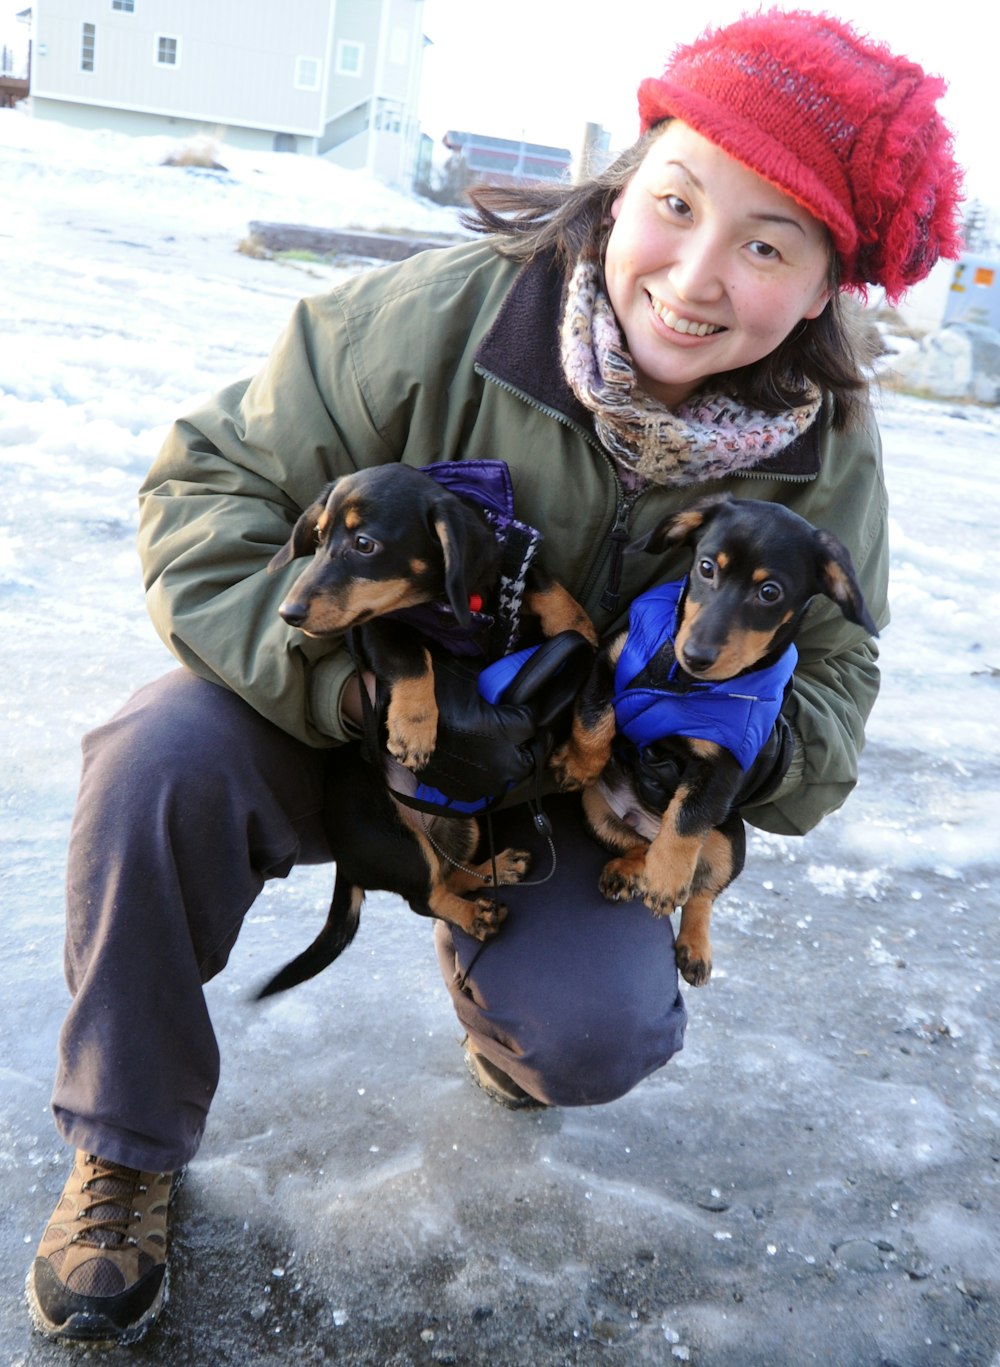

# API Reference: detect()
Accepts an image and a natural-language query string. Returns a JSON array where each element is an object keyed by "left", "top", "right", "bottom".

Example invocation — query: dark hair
[{"left": 461, "top": 128, "right": 880, "bottom": 430}]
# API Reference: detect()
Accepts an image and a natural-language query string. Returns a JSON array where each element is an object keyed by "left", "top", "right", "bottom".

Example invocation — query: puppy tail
[{"left": 254, "top": 874, "right": 364, "bottom": 999}]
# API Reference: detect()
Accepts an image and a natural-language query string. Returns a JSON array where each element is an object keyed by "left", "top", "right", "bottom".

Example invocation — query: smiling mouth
[{"left": 649, "top": 294, "right": 725, "bottom": 337}]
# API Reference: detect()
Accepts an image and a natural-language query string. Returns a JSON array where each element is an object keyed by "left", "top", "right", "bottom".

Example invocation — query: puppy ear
[
  {"left": 430, "top": 497, "right": 497, "bottom": 625},
  {"left": 629, "top": 493, "right": 732, "bottom": 556},
  {"left": 267, "top": 491, "right": 331, "bottom": 572},
  {"left": 814, "top": 529, "right": 879, "bottom": 636}
]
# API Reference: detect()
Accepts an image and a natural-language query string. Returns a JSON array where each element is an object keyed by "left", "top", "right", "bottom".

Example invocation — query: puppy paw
[
  {"left": 468, "top": 896, "right": 508, "bottom": 940},
  {"left": 675, "top": 941, "right": 712, "bottom": 987},
  {"left": 386, "top": 727, "right": 435, "bottom": 772},
  {"left": 599, "top": 859, "right": 682, "bottom": 917},
  {"left": 487, "top": 848, "right": 532, "bottom": 885},
  {"left": 548, "top": 744, "right": 581, "bottom": 790},
  {"left": 598, "top": 858, "right": 643, "bottom": 903},
  {"left": 549, "top": 743, "right": 600, "bottom": 791},
  {"left": 642, "top": 884, "right": 685, "bottom": 918}
]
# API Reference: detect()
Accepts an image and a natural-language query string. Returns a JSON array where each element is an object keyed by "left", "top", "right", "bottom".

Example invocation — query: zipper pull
[{"left": 600, "top": 502, "right": 633, "bottom": 613}]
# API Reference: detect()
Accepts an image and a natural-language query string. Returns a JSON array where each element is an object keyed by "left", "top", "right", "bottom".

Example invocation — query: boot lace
[{"left": 70, "top": 1154, "right": 149, "bottom": 1250}]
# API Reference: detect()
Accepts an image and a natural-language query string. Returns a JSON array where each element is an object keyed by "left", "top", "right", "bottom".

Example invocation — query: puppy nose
[
  {"left": 681, "top": 643, "right": 718, "bottom": 674},
  {"left": 279, "top": 600, "right": 308, "bottom": 627}
]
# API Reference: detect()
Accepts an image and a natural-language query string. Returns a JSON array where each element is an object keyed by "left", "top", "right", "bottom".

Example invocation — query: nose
[
  {"left": 680, "top": 641, "right": 719, "bottom": 675},
  {"left": 279, "top": 599, "right": 308, "bottom": 627},
  {"left": 669, "top": 227, "right": 725, "bottom": 304}
]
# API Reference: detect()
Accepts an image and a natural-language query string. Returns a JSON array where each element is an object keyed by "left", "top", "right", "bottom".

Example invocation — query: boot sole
[
  {"left": 24, "top": 1165, "right": 186, "bottom": 1346},
  {"left": 24, "top": 1265, "right": 167, "bottom": 1346}
]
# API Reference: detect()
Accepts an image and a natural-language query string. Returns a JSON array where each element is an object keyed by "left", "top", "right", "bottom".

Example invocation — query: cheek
[
  {"left": 602, "top": 228, "right": 630, "bottom": 315},
  {"left": 603, "top": 207, "right": 654, "bottom": 311},
  {"left": 736, "top": 279, "right": 817, "bottom": 340}
]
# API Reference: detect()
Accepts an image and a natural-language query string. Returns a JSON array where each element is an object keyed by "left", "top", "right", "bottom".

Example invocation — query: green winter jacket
[{"left": 138, "top": 238, "right": 889, "bottom": 837}]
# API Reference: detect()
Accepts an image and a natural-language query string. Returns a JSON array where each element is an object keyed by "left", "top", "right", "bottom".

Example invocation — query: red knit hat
[{"left": 637, "top": 10, "right": 964, "bottom": 302}]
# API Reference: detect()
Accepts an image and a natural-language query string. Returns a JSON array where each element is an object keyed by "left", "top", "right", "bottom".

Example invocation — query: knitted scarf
[{"left": 559, "top": 258, "right": 822, "bottom": 487}]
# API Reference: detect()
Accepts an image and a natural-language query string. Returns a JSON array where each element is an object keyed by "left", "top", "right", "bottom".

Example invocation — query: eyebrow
[
  {"left": 749, "top": 212, "right": 808, "bottom": 236},
  {"left": 663, "top": 159, "right": 808, "bottom": 236}
]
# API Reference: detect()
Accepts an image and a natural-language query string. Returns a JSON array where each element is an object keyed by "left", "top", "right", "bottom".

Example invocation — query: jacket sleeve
[
  {"left": 742, "top": 407, "right": 890, "bottom": 836},
  {"left": 137, "top": 294, "right": 395, "bottom": 746}
]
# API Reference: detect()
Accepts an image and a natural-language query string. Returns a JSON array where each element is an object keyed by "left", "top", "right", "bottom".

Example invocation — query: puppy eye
[
  {"left": 758, "top": 581, "right": 783, "bottom": 604},
  {"left": 353, "top": 534, "right": 377, "bottom": 555},
  {"left": 697, "top": 558, "right": 716, "bottom": 581}
]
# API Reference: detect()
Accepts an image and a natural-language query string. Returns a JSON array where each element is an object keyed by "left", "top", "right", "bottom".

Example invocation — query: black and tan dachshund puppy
[
  {"left": 553, "top": 493, "right": 878, "bottom": 987},
  {"left": 256, "top": 464, "right": 595, "bottom": 997}
]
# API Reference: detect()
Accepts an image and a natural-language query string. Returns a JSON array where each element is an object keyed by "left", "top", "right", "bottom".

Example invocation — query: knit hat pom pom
[
  {"left": 637, "top": 9, "right": 965, "bottom": 300},
  {"left": 851, "top": 69, "right": 965, "bottom": 303}
]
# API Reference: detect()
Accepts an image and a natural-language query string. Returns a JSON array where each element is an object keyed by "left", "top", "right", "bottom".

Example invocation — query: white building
[{"left": 28, "top": 0, "right": 427, "bottom": 189}]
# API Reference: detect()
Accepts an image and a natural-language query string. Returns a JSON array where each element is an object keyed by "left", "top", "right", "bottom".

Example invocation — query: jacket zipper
[
  {"left": 598, "top": 489, "right": 642, "bottom": 615},
  {"left": 477, "top": 364, "right": 651, "bottom": 617},
  {"left": 728, "top": 466, "right": 816, "bottom": 483}
]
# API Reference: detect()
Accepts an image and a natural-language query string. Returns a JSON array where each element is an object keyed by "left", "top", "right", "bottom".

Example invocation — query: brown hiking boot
[
  {"left": 26, "top": 1150, "right": 180, "bottom": 1345},
  {"left": 463, "top": 1039, "right": 547, "bottom": 1111}
]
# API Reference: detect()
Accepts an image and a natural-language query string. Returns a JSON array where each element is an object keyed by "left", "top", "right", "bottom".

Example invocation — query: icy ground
[{"left": 1, "top": 110, "right": 999, "bottom": 1365}]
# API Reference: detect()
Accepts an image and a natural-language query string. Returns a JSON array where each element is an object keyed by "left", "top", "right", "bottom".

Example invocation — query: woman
[{"left": 28, "top": 10, "right": 962, "bottom": 1347}]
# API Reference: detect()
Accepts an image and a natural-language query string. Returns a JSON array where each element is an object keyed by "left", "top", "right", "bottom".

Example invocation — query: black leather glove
[
  {"left": 734, "top": 714, "right": 795, "bottom": 808},
  {"left": 630, "top": 714, "right": 794, "bottom": 814},
  {"left": 375, "top": 631, "right": 593, "bottom": 809},
  {"left": 633, "top": 744, "right": 684, "bottom": 812},
  {"left": 395, "top": 653, "right": 540, "bottom": 804}
]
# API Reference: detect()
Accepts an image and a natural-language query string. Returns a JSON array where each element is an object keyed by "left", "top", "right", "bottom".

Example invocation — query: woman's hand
[
  {"left": 387, "top": 654, "right": 544, "bottom": 805},
  {"left": 633, "top": 715, "right": 795, "bottom": 814},
  {"left": 347, "top": 632, "right": 594, "bottom": 808}
]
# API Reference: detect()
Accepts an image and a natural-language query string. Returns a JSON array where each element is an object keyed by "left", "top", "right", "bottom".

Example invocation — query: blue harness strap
[{"left": 613, "top": 580, "right": 797, "bottom": 771}]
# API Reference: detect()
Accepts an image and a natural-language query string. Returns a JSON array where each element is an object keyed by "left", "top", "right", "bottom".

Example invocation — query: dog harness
[
  {"left": 614, "top": 580, "right": 797, "bottom": 771},
  {"left": 386, "top": 459, "right": 543, "bottom": 660}
]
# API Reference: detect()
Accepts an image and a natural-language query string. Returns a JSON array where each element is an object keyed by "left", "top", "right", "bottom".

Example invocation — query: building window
[
  {"left": 335, "top": 39, "right": 363, "bottom": 77},
  {"left": 154, "top": 34, "right": 179, "bottom": 67},
  {"left": 374, "top": 101, "right": 402, "bottom": 133},
  {"left": 112, "top": 0, "right": 135, "bottom": 12},
  {"left": 294, "top": 56, "right": 320, "bottom": 91},
  {"left": 81, "top": 22, "right": 95, "bottom": 71}
]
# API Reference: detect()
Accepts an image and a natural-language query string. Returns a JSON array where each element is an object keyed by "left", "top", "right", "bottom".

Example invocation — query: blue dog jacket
[{"left": 613, "top": 580, "right": 797, "bottom": 772}]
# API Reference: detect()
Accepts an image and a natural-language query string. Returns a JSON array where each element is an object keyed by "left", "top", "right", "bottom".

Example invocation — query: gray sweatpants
[{"left": 52, "top": 670, "right": 687, "bottom": 1172}]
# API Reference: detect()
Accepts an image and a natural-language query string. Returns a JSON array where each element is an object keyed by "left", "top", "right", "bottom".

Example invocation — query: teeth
[{"left": 651, "top": 298, "right": 723, "bottom": 337}]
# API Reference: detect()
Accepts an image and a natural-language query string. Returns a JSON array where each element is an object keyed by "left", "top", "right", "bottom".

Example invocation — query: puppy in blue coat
[{"left": 553, "top": 493, "right": 878, "bottom": 986}]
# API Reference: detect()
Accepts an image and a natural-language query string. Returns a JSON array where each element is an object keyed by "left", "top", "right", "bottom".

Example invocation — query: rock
[
  {"left": 245, "top": 220, "right": 461, "bottom": 262},
  {"left": 885, "top": 323, "right": 1000, "bottom": 403},
  {"left": 835, "top": 1239, "right": 886, "bottom": 1272}
]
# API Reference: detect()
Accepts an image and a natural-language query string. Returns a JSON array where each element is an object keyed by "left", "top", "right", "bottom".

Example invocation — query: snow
[{"left": 2, "top": 109, "right": 999, "bottom": 1364}]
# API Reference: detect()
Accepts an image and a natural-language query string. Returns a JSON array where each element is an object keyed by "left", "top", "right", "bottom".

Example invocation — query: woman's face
[{"left": 603, "top": 121, "right": 833, "bottom": 409}]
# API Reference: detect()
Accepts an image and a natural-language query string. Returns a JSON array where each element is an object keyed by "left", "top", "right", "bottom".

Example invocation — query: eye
[
  {"left": 757, "top": 581, "right": 783, "bottom": 604},
  {"left": 661, "top": 193, "right": 693, "bottom": 220},
  {"left": 696, "top": 557, "right": 716, "bottom": 581},
  {"left": 747, "top": 240, "right": 781, "bottom": 261},
  {"left": 353, "top": 534, "right": 378, "bottom": 555}
]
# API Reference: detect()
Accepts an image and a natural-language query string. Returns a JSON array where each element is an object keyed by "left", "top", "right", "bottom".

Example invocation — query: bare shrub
[{"left": 162, "top": 133, "right": 228, "bottom": 172}]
